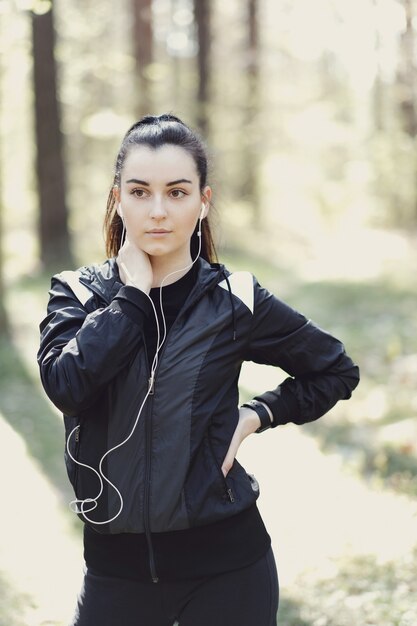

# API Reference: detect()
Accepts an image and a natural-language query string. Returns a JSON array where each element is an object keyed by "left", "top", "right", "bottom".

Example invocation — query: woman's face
[{"left": 116, "top": 144, "right": 211, "bottom": 265}]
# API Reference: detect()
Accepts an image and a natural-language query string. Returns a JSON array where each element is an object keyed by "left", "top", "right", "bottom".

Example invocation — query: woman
[{"left": 38, "top": 114, "right": 359, "bottom": 626}]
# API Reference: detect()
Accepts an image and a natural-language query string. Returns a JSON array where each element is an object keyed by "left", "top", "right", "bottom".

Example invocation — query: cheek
[
  {"left": 181, "top": 212, "right": 199, "bottom": 237},
  {"left": 181, "top": 201, "right": 201, "bottom": 229}
]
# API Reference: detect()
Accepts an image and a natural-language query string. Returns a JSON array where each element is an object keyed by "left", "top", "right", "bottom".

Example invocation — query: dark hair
[{"left": 104, "top": 114, "right": 217, "bottom": 262}]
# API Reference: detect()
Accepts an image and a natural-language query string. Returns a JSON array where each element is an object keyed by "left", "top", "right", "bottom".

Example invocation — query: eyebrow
[
  {"left": 166, "top": 178, "right": 192, "bottom": 186},
  {"left": 126, "top": 179, "right": 149, "bottom": 186},
  {"left": 125, "top": 178, "right": 193, "bottom": 186}
]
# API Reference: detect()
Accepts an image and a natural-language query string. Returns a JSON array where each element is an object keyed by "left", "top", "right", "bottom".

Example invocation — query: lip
[{"left": 146, "top": 229, "right": 172, "bottom": 236}]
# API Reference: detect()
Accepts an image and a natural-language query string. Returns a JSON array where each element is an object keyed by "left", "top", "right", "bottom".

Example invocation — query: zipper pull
[
  {"left": 227, "top": 488, "right": 235, "bottom": 503},
  {"left": 75, "top": 426, "right": 80, "bottom": 443},
  {"left": 148, "top": 375, "right": 155, "bottom": 395}
]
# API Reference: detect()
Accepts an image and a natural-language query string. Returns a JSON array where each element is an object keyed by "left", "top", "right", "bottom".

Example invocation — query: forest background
[{"left": 0, "top": 0, "right": 416, "bottom": 624}]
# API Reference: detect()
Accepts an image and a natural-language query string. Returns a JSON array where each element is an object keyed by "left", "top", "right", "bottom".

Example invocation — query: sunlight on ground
[{"left": 0, "top": 415, "right": 83, "bottom": 626}]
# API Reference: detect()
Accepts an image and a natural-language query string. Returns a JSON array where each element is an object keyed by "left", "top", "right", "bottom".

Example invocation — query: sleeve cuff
[
  {"left": 110, "top": 286, "right": 153, "bottom": 326},
  {"left": 254, "top": 386, "right": 299, "bottom": 427}
]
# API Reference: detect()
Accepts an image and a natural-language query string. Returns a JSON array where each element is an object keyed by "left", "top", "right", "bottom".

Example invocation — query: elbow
[
  {"left": 341, "top": 362, "right": 360, "bottom": 399},
  {"left": 331, "top": 347, "right": 360, "bottom": 396},
  {"left": 352, "top": 363, "right": 360, "bottom": 388},
  {"left": 39, "top": 366, "right": 93, "bottom": 417},
  {"left": 349, "top": 364, "right": 361, "bottom": 391}
]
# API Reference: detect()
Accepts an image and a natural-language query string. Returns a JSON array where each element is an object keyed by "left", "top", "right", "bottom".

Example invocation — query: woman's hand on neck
[{"left": 117, "top": 238, "right": 153, "bottom": 294}]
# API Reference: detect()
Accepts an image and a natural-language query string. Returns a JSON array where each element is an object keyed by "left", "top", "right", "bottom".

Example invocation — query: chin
[{"left": 146, "top": 245, "right": 171, "bottom": 257}]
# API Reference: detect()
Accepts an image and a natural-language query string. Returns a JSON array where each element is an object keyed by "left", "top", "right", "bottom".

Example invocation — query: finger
[
  {"left": 221, "top": 438, "right": 239, "bottom": 477},
  {"left": 221, "top": 458, "right": 232, "bottom": 477}
]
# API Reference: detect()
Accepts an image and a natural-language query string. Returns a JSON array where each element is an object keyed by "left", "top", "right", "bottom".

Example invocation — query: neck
[{"left": 150, "top": 252, "right": 194, "bottom": 288}]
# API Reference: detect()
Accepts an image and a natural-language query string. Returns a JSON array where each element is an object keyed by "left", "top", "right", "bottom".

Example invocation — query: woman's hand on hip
[
  {"left": 117, "top": 237, "right": 153, "bottom": 294},
  {"left": 221, "top": 407, "right": 262, "bottom": 477}
]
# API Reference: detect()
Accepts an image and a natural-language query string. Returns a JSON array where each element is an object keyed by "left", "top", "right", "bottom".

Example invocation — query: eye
[
  {"left": 131, "top": 188, "right": 148, "bottom": 198},
  {"left": 170, "top": 189, "right": 187, "bottom": 199}
]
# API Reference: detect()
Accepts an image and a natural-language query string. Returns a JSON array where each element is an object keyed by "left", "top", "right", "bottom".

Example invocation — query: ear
[
  {"left": 200, "top": 186, "right": 212, "bottom": 219},
  {"left": 113, "top": 186, "right": 122, "bottom": 217}
]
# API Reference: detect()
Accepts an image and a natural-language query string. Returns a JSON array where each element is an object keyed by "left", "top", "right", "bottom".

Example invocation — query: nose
[{"left": 149, "top": 196, "right": 167, "bottom": 220}]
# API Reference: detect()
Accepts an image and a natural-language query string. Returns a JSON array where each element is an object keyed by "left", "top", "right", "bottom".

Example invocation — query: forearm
[{"left": 254, "top": 352, "right": 360, "bottom": 427}]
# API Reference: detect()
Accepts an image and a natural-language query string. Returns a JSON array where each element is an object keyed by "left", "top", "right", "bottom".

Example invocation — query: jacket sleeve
[
  {"left": 37, "top": 274, "right": 153, "bottom": 417},
  {"left": 245, "top": 278, "right": 360, "bottom": 427}
]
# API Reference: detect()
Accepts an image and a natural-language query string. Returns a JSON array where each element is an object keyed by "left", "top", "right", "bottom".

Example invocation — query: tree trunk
[
  {"left": 372, "top": 0, "right": 384, "bottom": 132},
  {"left": 0, "top": 19, "right": 7, "bottom": 335},
  {"left": 132, "top": 0, "right": 153, "bottom": 118},
  {"left": 243, "top": 0, "right": 261, "bottom": 227},
  {"left": 396, "top": 0, "right": 417, "bottom": 222},
  {"left": 397, "top": 0, "right": 417, "bottom": 137},
  {"left": 0, "top": 172, "right": 8, "bottom": 336},
  {"left": 193, "top": 0, "right": 211, "bottom": 134},
  {"left": 31, "top": 3, "right": 72, "bottom": 269}
]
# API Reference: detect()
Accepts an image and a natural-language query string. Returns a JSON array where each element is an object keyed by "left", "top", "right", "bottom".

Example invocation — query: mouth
[{"left": 147, "top": 229, "right": 171, "bottom": 234}]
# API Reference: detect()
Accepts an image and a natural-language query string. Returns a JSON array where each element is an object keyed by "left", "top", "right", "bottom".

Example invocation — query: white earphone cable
[{"left": 67, "top": 213, "right": 204, "bottom": 525}]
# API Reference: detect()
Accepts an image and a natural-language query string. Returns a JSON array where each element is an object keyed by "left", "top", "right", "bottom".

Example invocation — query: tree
[
  {"left": 372, "top": 0, "right": 385, "bottom": 133},
  {"left": 132, "top": 0, "right": 154, "bottom": 117},
  {"left": 0, "top": 16, "right": 8, "bottom": 335},
  {"left": 0, "top": 175, "right": 8, "bottom": 336},
  {"left": 193, "top": 0, "right": 211, "bottom": 134},
  {"left": 31, "top": 1, "right": 72, "bottom": 268},
  {"left": 397, "top": 0, "right": 417, "bottom": 138},
  {"left": 242, "top": 0, "right": 261, "bottom": 225},
  {"left": 395, "top": 0, "right": 417, "bottom": 222}
]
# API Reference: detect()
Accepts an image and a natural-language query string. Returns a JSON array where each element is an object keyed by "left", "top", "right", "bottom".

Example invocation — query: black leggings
[{"left": 71, "top": 547, "right": 279, "bottom": 626}]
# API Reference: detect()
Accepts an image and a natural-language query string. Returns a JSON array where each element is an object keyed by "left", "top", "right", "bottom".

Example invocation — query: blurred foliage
[
  {"left": 280, "top": 549, "right": 417, "bottom": 626},
  {"left": 0, "top": 571, "right": 35, "bottom": 626},
  {"left": 2, "top": 0, "right": 417, "bottom": 272}
]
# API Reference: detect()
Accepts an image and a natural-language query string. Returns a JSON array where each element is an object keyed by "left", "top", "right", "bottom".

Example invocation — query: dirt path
[{"left": 0, "top": 415, "right": 83, "bottom": 626}]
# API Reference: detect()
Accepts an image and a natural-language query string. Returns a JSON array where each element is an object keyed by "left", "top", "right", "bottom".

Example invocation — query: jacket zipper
[
  {"left": 144, "top": 395, "right": 159, "bottom": 582},
  {"left": 72, "top": 425, "right": 81, "bottom": 491},
  {"left": 142, "top": 342, "right": 159, "bottom": 583},
  {"left": 141, "top": 287, "right": 230, "bottom": 582},
  {"left": 141, "top": 305, "right": 196, "bottom": 583}
]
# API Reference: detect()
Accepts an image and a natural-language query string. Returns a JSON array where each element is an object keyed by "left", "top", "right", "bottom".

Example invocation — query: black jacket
[{"left": 38, "top": 258, "right": 359, "bottom": 539}]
